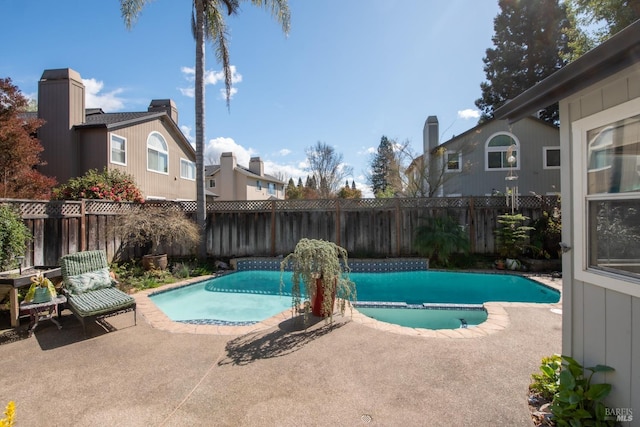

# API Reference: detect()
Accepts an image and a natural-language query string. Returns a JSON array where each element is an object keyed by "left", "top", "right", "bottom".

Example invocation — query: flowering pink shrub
[{"left": 52, "top": 168, "right": 144, "bottom": 203}]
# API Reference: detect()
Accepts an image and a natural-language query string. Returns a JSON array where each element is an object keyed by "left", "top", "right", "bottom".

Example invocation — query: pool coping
[{"left": 132, "top": 272, "right": 563, "bottom": 338}]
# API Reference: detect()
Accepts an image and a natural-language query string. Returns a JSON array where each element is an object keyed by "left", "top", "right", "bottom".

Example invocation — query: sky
[{"left": 1, "top": 0, "right": 501, "bottom": 197}]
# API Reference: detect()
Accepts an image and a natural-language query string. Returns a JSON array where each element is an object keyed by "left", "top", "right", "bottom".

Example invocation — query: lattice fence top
[
  {"left": 2, "top": 195, "right": 559, "bottom": 218},
  {"left": 1, "top": 199, "right": 82, "bottom": 218}
]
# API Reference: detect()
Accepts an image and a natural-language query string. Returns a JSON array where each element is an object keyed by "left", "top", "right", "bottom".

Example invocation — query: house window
[
  {"left": 572, "top": 98, "right": 640, "bottom": 290},
  {"left": 543, "top": 147, "right": 561, "bottom": 169},
  {"left": 180, "top": 158, "right": 195, "bottom": 180},
  {"left": 485, "top": 132, "right": 519, "bottom": 171},
  {"left": 110, "top": 134, "right": 126, "bottom": 165},
  {"left": 256, "top": 180, "right": 262, "bottom": 190},
  {"left": 268, "top": 182, "right": 276, "bottom": 195},
  {"left": 147, "top": 132, "right": 168, "bottom": 174},
  {"left": 209, "top": 179, "right": 216, "bottom": 188},
  {"left": 446, "top": 151, "right": 461, "bottom": 172}
]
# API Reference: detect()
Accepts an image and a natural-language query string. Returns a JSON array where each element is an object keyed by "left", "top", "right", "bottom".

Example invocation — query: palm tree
[{"left": 120, "top": 0, "right": 290, "bottom": 259}]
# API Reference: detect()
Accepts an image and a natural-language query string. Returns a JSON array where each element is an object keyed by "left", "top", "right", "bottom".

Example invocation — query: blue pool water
[{"left": 149, "top": 270, "right": 559, "bottom": 328}]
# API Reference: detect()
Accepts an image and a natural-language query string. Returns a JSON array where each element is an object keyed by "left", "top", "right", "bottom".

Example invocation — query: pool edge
[{"left": 132, "top": 273, "right": 562, "bottom": 339}]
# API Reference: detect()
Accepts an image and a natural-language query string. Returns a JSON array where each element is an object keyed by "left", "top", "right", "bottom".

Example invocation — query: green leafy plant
[
  {"left": 52, "top": 168, "right": 144, "bottom": 203},
  {"left": 414, "top": 215, "right": 470, "bottom": 267},
  {"left": 528, "top": 208, "right": 562, "bottom": 260},
  {"left": 494, "top": 213, "right": 534, "bottom": 259},
  {"left": 280, "top": 238, "right": 356, "bottom": 324},
  {"left": 550, "top": 355, "right": 616, "bottom": 426},
  {"left": 530, "top": 354, "right": 562, "bottom": 401},
  {"left": 0, "top": 204, "right": 31, "bottom": 271}
]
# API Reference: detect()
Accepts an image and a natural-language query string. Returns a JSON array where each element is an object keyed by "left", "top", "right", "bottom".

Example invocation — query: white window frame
[
  {"left": 571, "top": 96, "right": 640, "bottom": 297},
  {"left": 147, "top": 131, "right": 169, "bottom": 175},
  {"left": 110, "top": 133, "right": 127, "bottom": 166},
  {"left": 445, "top": 150, "right": 462, "bottom": 173},
  {"left": 180, "top": 158, "right": 196, "bottom": 181},
  {"left": 256, "top": 180, "right": 262, "bottom": 191},
  {"left": 543, "top": 146, "right": 561, "bottom": 170},
  {"left": 485, "top": 132, "right": 521, "bottom": 171},
  {"left": 209, "top": 179, "right": 216, "bottom": 188},
  {"left": 267, "top": 182, "right": 276, "bottom": 195}
]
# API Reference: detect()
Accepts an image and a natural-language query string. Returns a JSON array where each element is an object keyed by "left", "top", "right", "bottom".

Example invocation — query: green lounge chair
[{"left": 60, "top": 250, "right": 136, "bottom": 335}]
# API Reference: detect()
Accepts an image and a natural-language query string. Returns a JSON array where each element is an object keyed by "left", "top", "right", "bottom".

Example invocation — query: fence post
[
  {"left": 80, "top": 199, "right": 86, "bottom": 251},
  {"left": 396, "top": 198, "right": 401, "bottom": 257},
  {"left": 270, "top": 200, "right": 276, "bottom": 257},
  {"left": 469, "top": 197, "right": 476, "bottom": 253},
  {"left": 335, "top": 199, "right": 341, "bottom": 247}
]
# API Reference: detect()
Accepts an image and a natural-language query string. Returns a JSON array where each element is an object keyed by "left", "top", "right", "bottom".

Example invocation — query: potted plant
[
  {"left": 494, "top": 213, "right": 533, "bottom": 270},
  {"left": 113, "top": 206, "right": 200, "bottom": 270},
  {"left": 280, "top": 238, "right": 356, "bottom": 324}
]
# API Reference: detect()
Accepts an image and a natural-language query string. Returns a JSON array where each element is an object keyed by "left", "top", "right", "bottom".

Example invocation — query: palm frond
[
  {"left": 120, "top": 0, "right": 151, "bottom": 29},
  {"left": 247, "top": 0, "right": 291, "bottom": 35},
  {"left": 203, "top": 4, "right": 233, "bottom": 108}
]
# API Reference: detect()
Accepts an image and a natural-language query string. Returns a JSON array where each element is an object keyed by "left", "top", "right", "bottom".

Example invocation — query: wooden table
[{"left": 0, "top": 267, "right": 62, "bottom": 327}]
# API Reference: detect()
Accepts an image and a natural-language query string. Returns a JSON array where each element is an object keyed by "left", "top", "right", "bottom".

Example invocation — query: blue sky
[{"left": 2, "top": 0, "right": 500, "bottom": 196}]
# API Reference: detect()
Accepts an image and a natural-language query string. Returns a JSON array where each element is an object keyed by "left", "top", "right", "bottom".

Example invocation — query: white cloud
[
  {"left": 219, "top": 86, "right": 238, "bottom": 101},
  {"left": 204, "top": 137, "right": 256, "bottom": 166},
  {"left": 264, "top": 160, "right": 306, "bottom": 181},
  {"left": 179, "top": 87, "right": 194, "bottom": 98},
  {"left": 457, "top": 109, "right": 480, "bottom": 120},
  {"left": 83, "top": 78, "right": 125, "bottom": 111},
  {"left": 180, "top": 125, "right": 194, "bottom": 145},
  {"left": 279, "top": 149, "right": 292, "bottom": 156},
  {"left": 179, "top": 65, "right": 242, "bottom": 100}
]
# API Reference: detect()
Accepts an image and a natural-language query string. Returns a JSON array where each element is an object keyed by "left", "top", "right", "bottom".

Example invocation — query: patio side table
[{"left": 19, "top": 295, "right": 67, "bottom": 336}]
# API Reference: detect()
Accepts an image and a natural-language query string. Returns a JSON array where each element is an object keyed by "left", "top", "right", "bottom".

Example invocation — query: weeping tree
[{"left": 120, "top": 0, "right": 290, "bottom": 259}]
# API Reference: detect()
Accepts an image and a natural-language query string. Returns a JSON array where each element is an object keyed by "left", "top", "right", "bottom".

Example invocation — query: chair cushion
[
  {"left": 65, "top": 267, "right": 114, "bottom": 295},
  {"left": 66, "top": 287, "right": 135, "bottom": 317}
]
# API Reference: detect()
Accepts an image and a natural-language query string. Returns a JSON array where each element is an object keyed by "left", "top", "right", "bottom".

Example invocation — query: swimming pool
[{"left": 149, "top": 270, "right": 560, "bottom": 329}]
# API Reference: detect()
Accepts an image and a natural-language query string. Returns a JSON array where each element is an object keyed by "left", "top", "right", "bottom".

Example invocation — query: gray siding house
[
  {"left": 418, "top": 116, "right": 560, "bottom": 197},
  {"left": 496, "top": 21, "right": 640, "bottom": 422},
  {"left": 37, "top": 68, "right": 196, "bottom": 201}
]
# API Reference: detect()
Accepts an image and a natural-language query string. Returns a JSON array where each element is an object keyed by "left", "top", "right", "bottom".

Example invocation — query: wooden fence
[{"left": 1, "top": 196, "right": 559, "bottom": 267}]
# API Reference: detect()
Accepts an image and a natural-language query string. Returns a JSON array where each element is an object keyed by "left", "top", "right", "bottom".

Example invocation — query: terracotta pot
[
  {"left": 142, "top": 254, "right": 168, "bottom": 270},
  {"left": 311, "top": 277, "right": 336, "bottom": 317}
]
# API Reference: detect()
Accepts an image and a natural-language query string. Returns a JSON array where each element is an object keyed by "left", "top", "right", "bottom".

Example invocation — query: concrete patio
[{"left": 0, "top": 282, "right": 561, "bottom": 426}]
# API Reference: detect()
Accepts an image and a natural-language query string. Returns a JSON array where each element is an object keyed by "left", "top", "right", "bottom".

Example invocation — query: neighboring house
[
  {"left": 36, "top": 68, "right": 196, "bottom": 201},
  {"left": 496, "top": 21, "right": 640, "bottom": 419},
  {"left": 410, "top": 115, "right": 560, "bottom": 197},
  {"left": 205, "top": 152, "right": 285, "bottom": 201}
]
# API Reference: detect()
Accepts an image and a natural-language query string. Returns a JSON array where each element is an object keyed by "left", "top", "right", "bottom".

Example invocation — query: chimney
[
  {"left": 423, "top": 115, "right": 439, "bottom": 154},
  {"left": 219, "top": 152, "right": 237, "bottom": 201},
  {"left": 148, "top": 99, "right": 178, "bottom": 124},
  {"left": 249, "top": 157, "right": 264, "bottom": 176},
  {"left": 38, "top": 68, "right": 85, "bottom": 183}
]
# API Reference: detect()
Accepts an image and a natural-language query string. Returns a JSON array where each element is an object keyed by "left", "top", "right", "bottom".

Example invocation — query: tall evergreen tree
[
  {"left": 570, "top": 0, "right": 640, "bottom": 46},
  {"left": 368, "top": 136, "right": 395, "bottom": 196},
  {"left": 475, "top": 0, "right": 572, "bottom": 125}
]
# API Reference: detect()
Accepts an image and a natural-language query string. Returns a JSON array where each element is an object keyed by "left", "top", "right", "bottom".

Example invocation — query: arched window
[
  {"left": 485, "top": 132, "right": 520, "bottom": 171},
  {"left": 147, "top": 132, "right": 168, "bottom": 174}
]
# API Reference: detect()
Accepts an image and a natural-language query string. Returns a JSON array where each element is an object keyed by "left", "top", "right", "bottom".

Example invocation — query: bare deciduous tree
[{"left": 305, "top": 141, "right": 353, "bottom": 198}]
